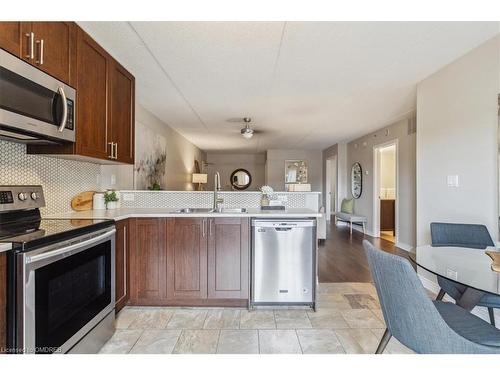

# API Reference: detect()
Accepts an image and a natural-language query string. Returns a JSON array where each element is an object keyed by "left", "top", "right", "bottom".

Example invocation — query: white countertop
[
  {"left": 45, "top": 208, "right": 322, "bottom": 221},
  {"left": 0, "top": 243, "right": 12, "bottom": 254}
]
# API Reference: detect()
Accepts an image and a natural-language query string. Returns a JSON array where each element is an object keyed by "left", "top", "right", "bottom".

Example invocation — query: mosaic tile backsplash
[
  {"left": 0, "top": 139, "right": 321, "bottom": 216},
  {"left": 119, "top": 191, "right": 320, "bottom": 211},
  {"left": 0, "top": 140, "right": 101, "bottom": 215}
]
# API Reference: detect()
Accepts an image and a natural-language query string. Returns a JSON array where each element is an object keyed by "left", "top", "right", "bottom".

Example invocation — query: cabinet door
[
  {"left": 129, "top": 218, "right": 167, "bottom": 304},
  {"left": 0, "top": 253, "right": 6, "bottom": 352},
  {"left": 109, "top": 60, "right": 135, "bottom": 164},
  {"left": 115, "top": 220, "right": 129, "bottom": 312},
  {"left": 30, "top": 22, "right": 75, "bottom": 84},
  {"left": 167, "top": 218, "right": 207, "bottom": 300},
  {"left": 75, "top": 28, "right": 110, "bottom": 160},
  {"left": 207, "top": 218, "right": 249, "bottom": 299},
  {"left": 0, "top": 22, "right": 26, "bottom": 58}
]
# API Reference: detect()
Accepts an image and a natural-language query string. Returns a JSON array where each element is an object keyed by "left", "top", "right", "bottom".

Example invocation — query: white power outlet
[
  {"left": 110, "top": 174, "right": 116, "bottom": 186},
  {"left": 122, "top": 193, "right": 135, "bottom": 202},
  {"left": 278, "top": 195, "right": 288, "bottom": 202}
]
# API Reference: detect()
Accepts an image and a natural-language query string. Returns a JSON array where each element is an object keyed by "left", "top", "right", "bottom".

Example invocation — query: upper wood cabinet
[
  {"left": 0, "top": 22, "right": 25, "bottom": 57},
  {"left": 29, "top": 22, "right": 75, "bottom": 84},
  {"left": 75, "top": 28, "right": 110, "bottom": 160},
  {"left": 129, "top": 218, "right": 167, "bottom": 305},
  {"left": 26, "top": 25, "right": 135, "bottom": 164},
  {"left": 115, "top": 220, "right": 130, "bottom": 313},
  {"left": 0, "top": 22, "right": 75, "bottom": 85},
  {"left": 167, "top": 218, "right": 208, "bottom": 300},
  {"left": 109, "top": 61, "right": 135, "bottom": 164},
  {"left": 207, "top": 218, "right": 249, "bottom": 299}
]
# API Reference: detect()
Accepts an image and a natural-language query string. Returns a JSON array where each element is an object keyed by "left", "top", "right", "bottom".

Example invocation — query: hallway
[{"left": 318, "top": 220, "right": 409, "bottom": 283}]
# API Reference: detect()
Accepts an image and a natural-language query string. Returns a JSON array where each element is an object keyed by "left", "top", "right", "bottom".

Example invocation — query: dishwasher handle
[
  {"left": 252, "top": 220, "right": 315, "bottom": 229},
  {"left": 274, "top": 227, "right": 293, "bottom": 231}
]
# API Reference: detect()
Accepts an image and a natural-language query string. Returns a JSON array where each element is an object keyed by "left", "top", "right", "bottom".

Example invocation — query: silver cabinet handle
[
  {"left": 35, "top": 39, "right": 44, "bottom": 65},
  {"left": 114, "top": 143, "right": 118, "bottom": 160},
  {"left": 57, "top": 87, "right": 68, "bottom": 132},
  {"left": 25, "top": 32, "right": 34, "bottom": 59},
  {"left": 108, "top": 142, "right": 114, "bottom": 159},
  {"left": 209, "top": 219, "right": 213, "bottom": 236},
  {"left": 202, "top": 219, "right": 206, "bottom": 238}
]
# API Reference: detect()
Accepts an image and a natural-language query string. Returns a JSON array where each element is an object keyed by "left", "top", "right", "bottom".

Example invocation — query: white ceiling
[{"left": 78, "top": 22, "right": 499, "bottom": 153}]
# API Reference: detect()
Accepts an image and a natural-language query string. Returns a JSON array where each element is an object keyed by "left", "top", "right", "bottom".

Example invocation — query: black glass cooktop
[{"left": 0, "top": 217, "right": 114, "bottom": 251}]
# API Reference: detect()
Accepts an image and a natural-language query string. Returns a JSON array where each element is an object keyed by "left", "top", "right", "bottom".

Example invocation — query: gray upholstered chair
[
  {"left": 430, "top": 222, "right": 500, "bottom": 326},
  {"left": 363, "top": 240, "right": 500, "bottom": 354}
]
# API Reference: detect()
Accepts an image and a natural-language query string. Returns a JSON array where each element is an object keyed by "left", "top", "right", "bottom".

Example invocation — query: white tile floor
[{"left": 99, "top": 283, "right": 414, "bottom": 354}]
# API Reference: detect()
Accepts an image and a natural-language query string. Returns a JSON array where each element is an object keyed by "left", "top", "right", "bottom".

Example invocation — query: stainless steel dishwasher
[{"left": 251, "top": 219, "right": 316, "bottom": 309}]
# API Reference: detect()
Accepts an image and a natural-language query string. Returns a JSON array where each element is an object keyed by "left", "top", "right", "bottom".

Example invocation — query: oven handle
[
  {"left": 25, "top": 229, "right": 116, "bottom": 264},
  {"left": 57, "top": 86, "right": 69, "bottom": 132}
]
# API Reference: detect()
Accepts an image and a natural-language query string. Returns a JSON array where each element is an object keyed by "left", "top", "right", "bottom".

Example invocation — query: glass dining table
[{"left": 409, "top": 245, "right": 500, "bottom": 296}]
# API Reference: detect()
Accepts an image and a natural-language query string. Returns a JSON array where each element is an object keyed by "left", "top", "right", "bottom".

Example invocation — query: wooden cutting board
[{"left": 71, "top": 191, "right": 95, "bottom": 211}]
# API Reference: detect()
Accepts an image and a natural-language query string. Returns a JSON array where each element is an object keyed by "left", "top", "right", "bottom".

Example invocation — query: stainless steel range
[{"left": 0, "top": 185, "right": 115, "bottom": 354}]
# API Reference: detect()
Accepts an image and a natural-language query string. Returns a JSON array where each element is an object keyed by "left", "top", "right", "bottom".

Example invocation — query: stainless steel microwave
[{"left": 0, "top": 48, "right": 76, "bottom": 144}]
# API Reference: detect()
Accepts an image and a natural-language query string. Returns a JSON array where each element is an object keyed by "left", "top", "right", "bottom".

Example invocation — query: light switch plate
[
  {"left": 122, "top": 193, "right": 135, "bottom": 202},
  {"left": 447, "top": 175, "right": 459, "bottom": 187}
]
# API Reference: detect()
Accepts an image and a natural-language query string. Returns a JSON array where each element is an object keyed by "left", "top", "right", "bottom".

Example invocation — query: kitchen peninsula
[{"left": 47, "top": 190, "right": 321, "bottom": 312}]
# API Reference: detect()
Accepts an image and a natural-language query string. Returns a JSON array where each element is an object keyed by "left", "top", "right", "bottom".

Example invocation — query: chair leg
[
  {"left": 488, "top": 307, "right": 496, "bottom": 327},
  {"left": 375, "top": 328, "right": 392, "bottom": 354},
  {"left": 436, "top": 289, "right": 446, "bottom": 301},
  {"left": 362, "top": 222, "right": 366, "bottom": 234},
  {"left": 350, "top": 220, "right": 353, "bottom": 235}
]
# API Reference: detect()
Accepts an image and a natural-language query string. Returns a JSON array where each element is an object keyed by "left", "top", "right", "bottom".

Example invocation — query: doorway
[
  {"left": 325, "top": 156, "right": 337, "bottom": 220},
  {"left": 373, "top": 141, "right": 398, "bottom": 244}
]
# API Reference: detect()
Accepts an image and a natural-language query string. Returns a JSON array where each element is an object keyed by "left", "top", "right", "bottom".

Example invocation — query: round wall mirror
[
  {"left": 351, "top": 162, "right": 363, "bottom": 199},
  {"left": 230, "top": 169, "right": 252, "bottom": 190}
]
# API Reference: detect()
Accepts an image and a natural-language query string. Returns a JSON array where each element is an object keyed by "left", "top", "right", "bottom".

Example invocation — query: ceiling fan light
[
  {"left": 241, "top": 129, "right": 254, "bottom": 139},
  {"left": 241, "top": 124, "right": 254, "bottom": 139}
]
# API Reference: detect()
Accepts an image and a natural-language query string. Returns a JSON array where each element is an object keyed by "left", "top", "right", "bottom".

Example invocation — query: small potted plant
[
  {"left": 260, "top": 185, "right": 274, "bottom": 207},
  {"left": 104, "top": 190, "right": 119, "bottom": 210}
]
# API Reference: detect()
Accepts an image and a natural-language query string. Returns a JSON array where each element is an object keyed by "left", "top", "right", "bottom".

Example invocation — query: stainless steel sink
[
  {"left": 213, "top": 208, "right": 247, "bottom": 213},
  {"left": 172, "top": 207, "right": 247, "bottom": 214},
  {"left": 172, "top": 208, "right": 214, "bottom": 214}
]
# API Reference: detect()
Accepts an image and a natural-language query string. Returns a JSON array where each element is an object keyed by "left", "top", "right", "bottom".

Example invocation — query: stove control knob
[
  {"left": 31, "top": 192, "right": 38, "bottom": 200},
  {"left": 18, "top": 192, "right": 28, "bottom": 201}
]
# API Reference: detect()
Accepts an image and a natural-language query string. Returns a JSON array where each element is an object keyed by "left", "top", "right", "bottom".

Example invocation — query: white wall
[
  {"left": 346, "top": 118, "right": 416, "bottom": 247},
  {"left": 266, "top": 149, "right": 323, "bottom": 191},
  {"left": 205, "top": 153, "right": 266, "bottom": 191},
  {"left": 416, "top": 35, "right": 499, "bottom": 245}
]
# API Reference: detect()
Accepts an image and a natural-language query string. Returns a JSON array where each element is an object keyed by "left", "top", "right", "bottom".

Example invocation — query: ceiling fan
[{"left": 226, "top": 117, "right": 259, "bottom": 140}]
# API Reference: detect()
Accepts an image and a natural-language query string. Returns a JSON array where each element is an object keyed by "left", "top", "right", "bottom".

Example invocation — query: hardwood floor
[{"left": 318, "top": 220, "right": 409, "bottom": 283}]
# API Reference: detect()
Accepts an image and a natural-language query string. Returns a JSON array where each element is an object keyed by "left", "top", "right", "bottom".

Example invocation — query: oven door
[
  {"left": 0, "top": 49, "right": 75, "bottom": 143},
  {"left": 17, "top": 228, "right": 115, "bottom": 354}
]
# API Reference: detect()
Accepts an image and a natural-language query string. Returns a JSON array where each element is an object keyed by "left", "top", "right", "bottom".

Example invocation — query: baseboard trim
[{"left": 395, "top": 242, "right": 412, "bottom": 252}]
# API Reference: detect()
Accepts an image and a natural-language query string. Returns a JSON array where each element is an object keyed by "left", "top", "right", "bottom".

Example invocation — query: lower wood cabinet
[
  {"left": 115, "top": 220, "right": 130, "bottom": 313},
  {"left": 129, "top": 218, "right": 167, "bottom": 305},
  {"left": 0, "top": 253, "right": 6, "bottom": 353},
  {"left": 128, "top": 217, "right": 249, "bottom": 307},
  {"left": 208, "top": 218, "right": 249, "bottom": 299},
  {"left": 166, "top": 218, "right": 207, "bottom": 300}
]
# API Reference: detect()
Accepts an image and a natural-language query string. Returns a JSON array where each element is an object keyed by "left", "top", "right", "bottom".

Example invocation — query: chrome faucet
[{"left": 213, "top": 172, "right": 224, "bottom": 211}]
